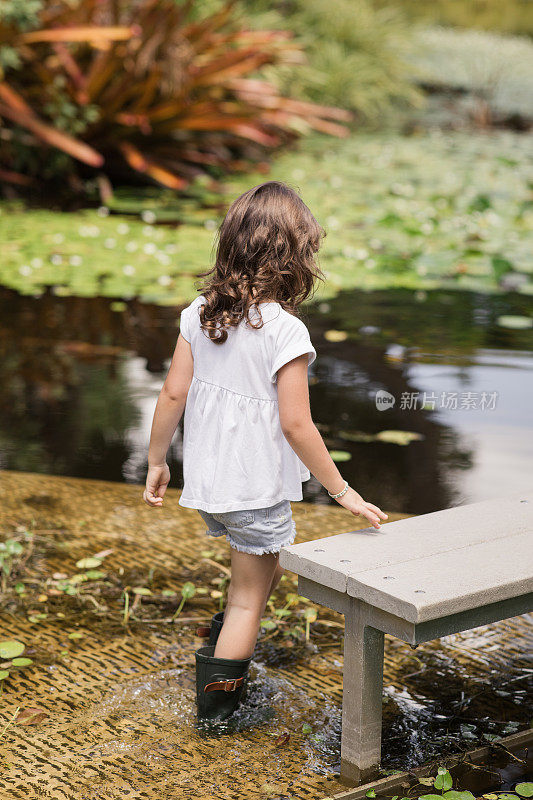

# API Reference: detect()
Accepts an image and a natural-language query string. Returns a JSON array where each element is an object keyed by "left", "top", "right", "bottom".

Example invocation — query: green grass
[{"left": 1, "top": 128, "right": 532, "bottom": 305}]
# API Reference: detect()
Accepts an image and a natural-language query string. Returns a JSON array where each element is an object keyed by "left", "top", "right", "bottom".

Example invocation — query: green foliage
[
  {"left": 239, "top": 0, "right": 423, "bottom": 123},
  {"left": 409, "top": 26, "right": 533, "bottom": 120},
  {"left": 376, "top": 0, "right": 533, "bottom": 37}
]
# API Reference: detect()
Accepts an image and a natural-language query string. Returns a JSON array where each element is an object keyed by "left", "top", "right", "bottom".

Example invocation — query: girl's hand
[
  {"left": 143, "top": 463, "right": 170, "bottom": 507},
  {"left": 335, "top": 487, "right": 388, "bottom": 530}
]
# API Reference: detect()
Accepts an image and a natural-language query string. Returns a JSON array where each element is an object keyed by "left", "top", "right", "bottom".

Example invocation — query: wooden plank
[
  {"left": 346, "top": 532, "right": 533, "bottom": 623},
  {"left": 280, "top": 493, "right": 533, "bottom": 623}
]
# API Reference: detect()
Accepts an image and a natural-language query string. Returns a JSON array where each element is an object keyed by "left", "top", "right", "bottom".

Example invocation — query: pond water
[{"left": 1, "top": 285, "right": 531, "bottom": 514}]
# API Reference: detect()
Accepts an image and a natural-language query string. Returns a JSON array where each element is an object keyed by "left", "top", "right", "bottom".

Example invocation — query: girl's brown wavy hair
[{"left": 195, "top": 180, "right": 326, "bottom": 344}]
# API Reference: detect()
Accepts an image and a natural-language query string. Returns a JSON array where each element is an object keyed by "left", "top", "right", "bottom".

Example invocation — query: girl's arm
[
  {"left": 277, "top": 355, "right": 388, "bottom": 529},
  {"left": 143, "top": 333, "right": 194, "bottom": 507}
]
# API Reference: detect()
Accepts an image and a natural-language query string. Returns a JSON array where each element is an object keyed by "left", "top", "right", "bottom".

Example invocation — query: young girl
[{"left": 143, "top": 181, "right": 387, "bottom": 723}]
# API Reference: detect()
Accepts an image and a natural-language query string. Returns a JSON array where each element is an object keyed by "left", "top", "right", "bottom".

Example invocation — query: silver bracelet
[{"left": 328, "top": 480, "right": 349, "bottom": 499}]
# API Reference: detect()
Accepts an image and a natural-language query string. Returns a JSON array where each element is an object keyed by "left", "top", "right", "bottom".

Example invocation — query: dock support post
[{"left": 340, "top": 598, "right": 385, "bottom": 786}]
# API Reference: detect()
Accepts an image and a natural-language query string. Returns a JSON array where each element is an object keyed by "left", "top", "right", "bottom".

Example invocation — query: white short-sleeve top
[{"left": 177, "top": 294, "right": 316, "bottom": 513}]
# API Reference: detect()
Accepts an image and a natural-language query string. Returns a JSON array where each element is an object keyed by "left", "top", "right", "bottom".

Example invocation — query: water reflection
[{"left": 1, "top": 286, "right": 531, "bottom": 514}]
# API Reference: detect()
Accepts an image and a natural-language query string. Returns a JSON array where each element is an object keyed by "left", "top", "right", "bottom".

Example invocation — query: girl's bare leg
[{"left": 213, "top": 549, "right": 281, "bottom": 660}]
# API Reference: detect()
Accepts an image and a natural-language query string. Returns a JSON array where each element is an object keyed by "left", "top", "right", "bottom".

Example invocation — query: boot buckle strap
[{"left": 204, "top": 677, "right": 243, "bottom": 693}]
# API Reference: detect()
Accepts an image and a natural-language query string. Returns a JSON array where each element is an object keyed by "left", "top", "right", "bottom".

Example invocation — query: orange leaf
[
  {"left": 20, "top": 25, "right": 141, "bottom": 44},
  {"left": 0, "top": 103, "right": 104, "bottom": 167},
  {"left": 119, "top": 142, "right": 187, "bottom": 190}
]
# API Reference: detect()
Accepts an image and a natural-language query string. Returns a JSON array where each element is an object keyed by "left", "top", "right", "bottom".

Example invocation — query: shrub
[{"left": 0, "top": 0, "right": 352, "bottom": 197}]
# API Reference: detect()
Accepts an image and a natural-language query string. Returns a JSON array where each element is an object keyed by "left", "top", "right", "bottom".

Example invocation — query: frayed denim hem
[
  {"left": 227, "top": 524, "right": 297, "bottom": 556},
  {"left": 205, "top": 528, "right": 226, "bottom": 538}
]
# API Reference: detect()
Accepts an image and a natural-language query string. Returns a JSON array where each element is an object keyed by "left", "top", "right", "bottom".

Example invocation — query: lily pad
[
  {"left": 11, "top": 657, "right": 33, "bottom": 667},
  {"left": 375, "top": 430, "right": 424, "bottom": 445},
  {"left": 324, "top": 329, "right": 348, "bottom": 342},
  {"left": 0, "top": 670, "right": 10, "bottom": 680},
  {"left": 0, "top": 640, "right": 25, "bottom": 659},
  {"left": 496, "top": 315, "right": 532, "bottom": 330},
  {"left": 516, "top": 786, "right": 533, "bottom": 799},
  {"left": 75, "top": 557, "right": 103, "bottom": 569},
  {"left": 328, "top": 450, "right": 352, "bottom": 462}
]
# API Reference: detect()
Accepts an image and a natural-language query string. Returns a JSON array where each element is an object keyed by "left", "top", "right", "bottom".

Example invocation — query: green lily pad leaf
[
  {"left": 6, "top": 540, "right": 23, "bottom": 555},
  {"left": 260, "top": 619, "right": 277, "bottom": 630},
  {"left": 68, "top": 632, "right": 84, "bottom": 640},
  {"left": 15, "top": 582, "right": 26, "bottom": 594},
  {"left": 496, "top": 315, "right": 532, "bottom": 330},
  {"left": 419, "top": 778, "right": 435, "bottom": 786},
  {"left": 420, "top": 795, "right": 445, "bottom": 800},
  {"left": 443, "top": 792, "right": 475, "bottom": 800},
  {"left": 132, "top": 587, "right": 152, "bottom": 596},
  {"left": 375, "top": 430, "right": 424, "bottom": 445},
  {"left": 0, "top": 670, "right": 10, "bottom": 680},
  {"left": 161, "top": 589, "right": 177, "bottom": 597},
  {"left": 85, "top": 570, "right": 106, "bottom": 580},
  {"left": 435, "top": 770, "right": 453, "bottom": 791},
  {"left": 11, "top": 657, "right": 33, "bottom": 667},
  {"left": 0, "top": 640, "right": 25, "bottom": 659},
  {"left": 366, "top": 791, "right": 376, "bottom": 798},
  {"left": 324, "top": 329, "right": 348, "bottom": 342},
  {"left": 181, "top": 581, "right": 196, "bottom": 599},
  {"left": 301, "top": 723, "right": 312, "bottom": 735},
  {"left": 75, "top": 557, "right": 103, "bottom": 569},
  {"left": 516, "top": 786, "right": 533, "bottom": 799},
  {"left": 328, "top": 450, "right": 352, "bottom": 462},
  {"left": 28, "top": 613, "right": 47, "bottom": 622}
]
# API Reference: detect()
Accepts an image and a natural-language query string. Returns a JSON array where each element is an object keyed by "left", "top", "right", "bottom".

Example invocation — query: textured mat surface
[{"left": 0, "top": 471, "right": 531, "bottom": 800}]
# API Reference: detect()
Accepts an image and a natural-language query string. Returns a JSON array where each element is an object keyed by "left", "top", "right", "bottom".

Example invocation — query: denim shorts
[{"left": 197, "top": 499, "right": 296, "bottom": 556}]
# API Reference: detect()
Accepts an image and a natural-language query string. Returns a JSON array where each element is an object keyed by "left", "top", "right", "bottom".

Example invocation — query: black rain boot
[
  {"left": 196, "top": 611, "right": 224, "bottom": 646},
  {"left": 195, "top": 644, "right": 252, "bottom": 722}
]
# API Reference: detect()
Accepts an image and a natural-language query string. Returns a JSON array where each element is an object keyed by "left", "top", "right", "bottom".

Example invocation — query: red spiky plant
[{"left": 0, "top": 0, "right": 353, "bottom": 198}]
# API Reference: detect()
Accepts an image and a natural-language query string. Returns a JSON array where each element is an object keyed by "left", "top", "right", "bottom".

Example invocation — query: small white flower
[
  {"left": 104, "top": 238, "right": 116, "bottom": 249},
  {"left": 53, "top": 233, "right": 65, "bottom": 244},
  {"left": 355, "top": 248, "right": 369, "bottom": 260},
  {"left": 326, "top": 216, "right": 340, "bottom": 230},
  {"left": 125, "top": 241, "right": 139, "bottom": 252},
  {"left": 421, "top": 222, "right": 434, "bottom": 234},
  {"left": 19, "top": 265, "right": 32, "bottom": 276},
  {"left": 165, "top": 244, "right": 177, "bottom": 254},
  {"left": 117, "top": 223, "right": 130, "bottom": 235},
  {"left": 31, "top": 257, "right": 43, "bottom": 268},
  {"left": 69, "top": 255, "right": 82, "bottom": 266},
  {"left": 142, "top": 225, "right": 154, "bottom": 237},
  {"left": 156, "top": 252, "right": 171, "bottom": 265},
  {"left": 97, "top": 206, "right": 110, "bottom": 217},
  {"left": 122, "top": 265, "right": 136, "bottom": 276},
  {"left": 318, "top": 302, "right": 331, "bottom": 314},
  {"left": 50, "top": 254, "right": 63, "bottom": 265},
  {"left": 143, "top": 242, "right": 157, "bottom": 255},
  {"left": 141, "top": 210, "right": 156, "bottom": 224},
  {"left": 204, "top": 219, "right": 217, "bottom": 231},
  {"left": 157, "top": 275, "right": 172, "bottom": 286},
  {"left": 292, "top": 169, "right": 306, "bottom": 181}
]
